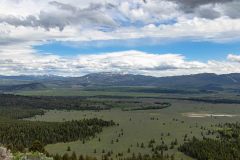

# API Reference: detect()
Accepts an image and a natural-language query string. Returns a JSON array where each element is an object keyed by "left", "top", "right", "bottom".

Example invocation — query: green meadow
[
  {"left": 17, "top": 88, "right": 166, "bottom": 97},
  {"left": 28, "top": 98, "right": 240, "bottom": 160}
]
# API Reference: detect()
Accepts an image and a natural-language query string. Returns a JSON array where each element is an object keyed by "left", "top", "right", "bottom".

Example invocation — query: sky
[{"left": 0, "top": 0, "right": 240, "bottom": 77}]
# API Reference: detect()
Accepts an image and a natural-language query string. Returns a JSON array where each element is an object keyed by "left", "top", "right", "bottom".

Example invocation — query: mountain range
[{"left": 0, "top": 72, "right": 240, "bottom": 92}]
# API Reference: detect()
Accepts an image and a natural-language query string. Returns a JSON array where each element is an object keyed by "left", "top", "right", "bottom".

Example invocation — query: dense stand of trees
[
  {"left": 0, "top": 94, "right": 171, "bottom": 119},
  {"left": 0, "top": 108, "right": 45, "bottom": 119},
  {"left": 0, "top": 93, "right": 115, "bottom": 121},
  {"left": 0, "top": 94, "right": 111, "bottom": 112},
  {"left": 179, "top": 137, "right": 240, "bottom": 160},
  {"left": 52, "top": 151, "right": 175, "bottom": 160},
  {"left": 180, "top": 97, "right": 240, "bottom": 104},
  {"left": 0, "top": 94, "right": 115, "bottom": 152},
  {"left": 122, "top": 154, "right": 174, "bottom": 160},
  {"left": 0, "top": 118, "right": 115, "bottom": 151},
  {"left": 122, "top": 102, "right": 171, "bottom": 111},
  {"left": 179, "top": 123, "right": 240, "bottom": 160},
  {"left": 90, "top": 95, "right": 240, "bottom": 105},
  {"left": 5, "top": 93, "right": 240, "bottom": 160}
]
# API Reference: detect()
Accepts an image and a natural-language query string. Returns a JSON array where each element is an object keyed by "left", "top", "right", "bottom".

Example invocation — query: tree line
[
  {"left": 179, "top": 122, "right": 240, "bottom": 160},
  {"left": 1, "top": 118, "right": 115, "bottom": 152},
  {"left": 0, "top": 94, "right": 116, "bottom": 152},
  {"left": 0, "top": 94, "right": 111, "bottom": 112}
]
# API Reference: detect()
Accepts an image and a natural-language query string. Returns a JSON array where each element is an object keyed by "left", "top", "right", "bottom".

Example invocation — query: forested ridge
[
  {"left": 0, "top": 93, "right": 113, "bottom": 120},
  {"left": 0, "top": 94, "right": 171, "bottom": 119},
  {"left": 0, "top": 94, "right": 112, "bottom": 112}
]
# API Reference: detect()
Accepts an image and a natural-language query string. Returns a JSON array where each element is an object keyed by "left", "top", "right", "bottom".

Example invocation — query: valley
[
  {"left": 26, "top": 99, "right": 240, "bottom": 160},
  {"left": 1, "top": 73, "right": 240, "bottom": 160}
]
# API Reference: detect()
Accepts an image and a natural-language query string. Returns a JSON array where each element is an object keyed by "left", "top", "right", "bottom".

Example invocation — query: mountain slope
[
  {"left": 0, "top": 83, "right": 46, "bottom": 92},
  {"left": 1, "top": 73, "right": 240, "bottom": 91},
  {"left": 67, "top": 73, "right": 240, "bottom": 88}
]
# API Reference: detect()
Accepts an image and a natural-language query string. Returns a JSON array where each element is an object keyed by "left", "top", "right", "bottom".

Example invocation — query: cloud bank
[
  {"left": 1, "top": 49, "right": 240, "bottom": 77},
  {"left": 0, "top": 0, "right": 240, "bottom": 76}
]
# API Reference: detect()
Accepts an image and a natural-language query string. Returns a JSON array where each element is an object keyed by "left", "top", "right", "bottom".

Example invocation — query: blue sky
[{"left": 35, "top": 39, "right": 240, "bottom": 61}]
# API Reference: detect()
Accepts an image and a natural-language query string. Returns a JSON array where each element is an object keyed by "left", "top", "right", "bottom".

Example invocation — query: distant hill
[
  {"left": 1, "top": 72, "right": 240, "bottom": 91},
  {"left": 0, "top": 75, "right": 66, "bottom": 82},
  {"left": 69, "top": 72, "right": 159, "bottom": 86},
  {"left": 0, "top": 83, "right": 46, "bottom": 92},
  {"left": 67, "top": 72, "right": 240, "bottom": 88}
]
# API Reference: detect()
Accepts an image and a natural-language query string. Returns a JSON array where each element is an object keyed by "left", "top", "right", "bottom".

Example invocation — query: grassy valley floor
[{"left": 27, "top": 99, "right": 240, "bottom": 160}]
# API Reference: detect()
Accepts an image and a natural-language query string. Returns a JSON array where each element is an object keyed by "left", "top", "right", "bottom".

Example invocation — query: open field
[
  {"left": 28, "top": 99, "right": 240, "bottom": 160},
  {"left": 17, "top": 87, "right": 240, "bottom": 103},
  {"left": 17, "top": 88, "right": 174, "bottom": 97},
  {"left": 5, "top": 85, "right": 240, "bottom": 159}
]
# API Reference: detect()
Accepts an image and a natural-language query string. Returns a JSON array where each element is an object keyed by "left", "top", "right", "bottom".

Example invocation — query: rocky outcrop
[
  {"left": 0, "top": 147, "right": 12, "bottom": 160},
  {"left": 0, "top": 147, "right": 53, "bottom": 160}
]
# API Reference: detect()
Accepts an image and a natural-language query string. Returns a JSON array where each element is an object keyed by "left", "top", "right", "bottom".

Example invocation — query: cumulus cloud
[
  {"left": 166, "top": 0, "right": 238, "bottom": 19},
  {"left": 74, "top": 51, "right": 206, "bottom": 71},
  {"left": 0, "top": 49, "right": 239, "bottom": 77},
  {"left": 221, "top": 1, "right": 240, "bottom": 19},
  {"left": 0, "top": 0, "right": 239, "bottom": 44},
  {"left": 0, "top": 1, "right": 117, "bottom": 31},
  {"left": 227, "top": 54, "right": 240, "bottom": 62},
  {"left": 168, "top": 0, "right": 231, "bottom": 8},
  {"left": 195, "top": 5, "right": 221, "bottom": 19},
  {"left": 0, "top": 0, "right": 240, "bottom": 76},
  {"left": 0, "top": 0, "right": 239, "bottom": 31}
]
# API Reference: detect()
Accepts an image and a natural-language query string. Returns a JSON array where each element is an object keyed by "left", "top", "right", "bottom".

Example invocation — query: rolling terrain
[
  {"left": 1, "top": 73, "right": 240, "bottom": 160},
  {"left": 1, "top": 72, "right": 240, "bottom": 91}
]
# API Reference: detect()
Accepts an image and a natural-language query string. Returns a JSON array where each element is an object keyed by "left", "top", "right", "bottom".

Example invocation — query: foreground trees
[
  {"left": 0, "top": 94, "right": 116, "bottom": 152},
  {"left": 179, "top": 123, "right": 240, "bottom": 160},
  {"left": 53, "top": 152, "right": 174, "bottom": 160},
  {"left": 0, "top": 118, "right": 115, "bottom": 151},
  {"left": 29, "top": 140, "right": 45, "bottom": 153}
]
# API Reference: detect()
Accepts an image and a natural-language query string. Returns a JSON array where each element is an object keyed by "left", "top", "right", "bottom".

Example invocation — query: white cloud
[
  {"left": 0, "top": 0, "right": 239, "bottom": 46},
  {"left": 227, "top": 54, "right": 240, "bottom": 62},
  {"left": 0, "top": 0, "right": 240, "bottom": 76},
  {"left": 0, "top": 49, "right": 240, "bottom": 77}
]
